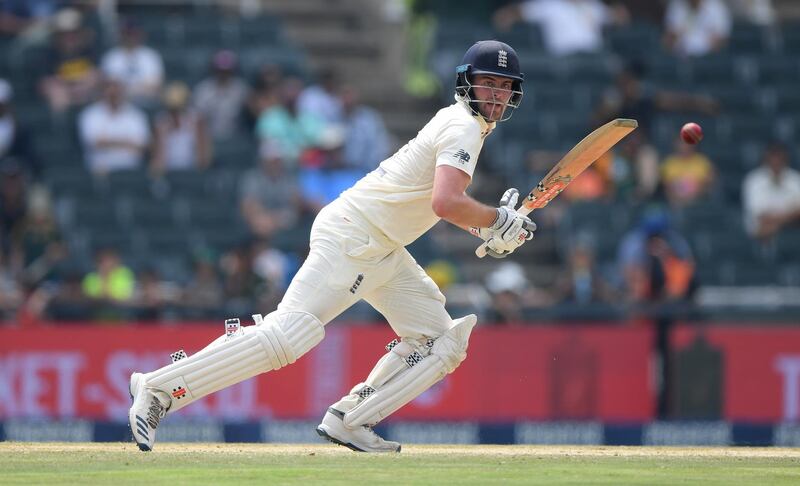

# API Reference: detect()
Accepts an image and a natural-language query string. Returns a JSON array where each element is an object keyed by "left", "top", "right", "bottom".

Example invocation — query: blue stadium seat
[
  {"left": 105, "top": 170, "right": 156, "bottom": 197},
  {"left": 773, "top": 87, "right": 800, "bottom": 115},
  {"left": 129, "top": 198, "right": 179, "bottom": 229},
  {"left": 164, "top": 170, "right": 211, "bottom": 198},
  {"left": 756, "top": 56, "right": 800, "bottom": 85},
  {"left": 728, "top": 23, "right": 773, "bottom": 55},
  {"left": 687, "top": 56, "right": 744, "bottom": 87},
  {"left": 45, "top": 167, "right": 97, "bottom": 199},
  {"left": 605, "top": 22, "right": 660, "bottom": 59},
  {"left": 780, "top": 22, "right": 800, "bottom": 54}
]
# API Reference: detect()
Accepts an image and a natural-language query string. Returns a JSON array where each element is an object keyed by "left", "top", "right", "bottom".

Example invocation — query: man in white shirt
[
  {"left": 493, "top": 0, "right": 629, "bottom": 57},
  {"left": 78, "top": 77, "right": 150, "bottom": 176},
  {"left": 743, "top": 143, "right": 800, "bottom": 240},
  {"left": 663, "top": 0, "right": 732, "bottom": 57},
  {"left": 101, "top": 20, "right": 164, "bottom": 107},
  {"left": 128, "top": 41, "right": 535, "bottom": 453}
]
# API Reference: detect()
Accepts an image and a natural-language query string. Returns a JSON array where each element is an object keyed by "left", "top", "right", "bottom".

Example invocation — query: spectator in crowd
[
  {"left": 562, "top": 163, "right": 609, "bottom": 202},
  {"left": 660, "top": 137, "right": 716, "bottom": 207},
  {"left": 0, "top": 251, "right": 22, "bottom": 320},
  {"left": 663, "top": 0, "right": 732, "bottom": 57},
  {"left": 12, "top": 187, "right": 66, "bottom": 288},
  {"left": 78, "top": 77, "right": 151, "bottom": 178},
  {"left": 298, "top": 67, "right": 343, "bottom": 124},
  {"left": 484, "top": 261, "right": 554, "bottom": 323},
  {"left": 182, "top": 249, "right": 224, "bottom": 319},
  {"left": 728, "top": 0, "right": 775, "bottom": 26},
  {"left": 81, "top": 247, "right": 136, "bottom": 305},
  {"left": 608, "top": 130, "right": 660, "bottom": 203},
  {"left": 42, "top": 265, "right": 93, "bottom": 321},
  {"left": 527, "top": 146, "right": 610, "bottom": 203},
  {"left": 151, "top": 82, "right": 211, "bottom": 176},
  {"left": 0, "top": 0, "right": 61, "bottom": 37},
  {"left": 0, "top": 159, "right": 28, "bottom": 261},
  {"left": 194, "top": 50, "right": 249, "bottom": 140},
  {"left": 484, "top": 261, "right": 528, "bottom": 324},
  {"left": 617, "top": 207, "right": 696, "bottom": 303},
  {"left": 555, "top": 239, "right": 616, "bottom": 305},
  {"left": 133, "top": 267, "right": 180, "bottom": 321},
  {"left": 39, "top": 8, "right": 100, "bottom": 116},
  {"left": 246, "top": 63, "right": 284, "bottom": 129},
  {"left": 492, "top": 0, "right": 629, "bottom": 57},
  {"left": 0, "top": 79, "right": 38, "bottom": 181},
  {"left": 256, "top": 76, "right": 325, "bottom": 163},
  {"left": 239, "top": 143, "right": 305, "bottom": 240},
  {"left": 299, "top": 125, "right": 365, "bottom": 207},
  {"left": 340, "top": 85, "right": 391, "bottom": 171},
  {"left": 250, "top": 238, "right": 294, "bottom": 313},
  {"left": 593, "top": 61, "right": 718, "bottom": 139},
  {"left": 742, "top": 143, "right": 800, "bottom": 240},
  {"left": 219, "top": 241, "right": 264, "bottom": 317},
  {"left": 100, "top": 19, "right": 164, "bottom": 108}
]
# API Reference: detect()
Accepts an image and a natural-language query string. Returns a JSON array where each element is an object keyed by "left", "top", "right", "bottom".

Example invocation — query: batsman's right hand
[{"left": 474, "top": 188, "right": 536, "bottom": 258}]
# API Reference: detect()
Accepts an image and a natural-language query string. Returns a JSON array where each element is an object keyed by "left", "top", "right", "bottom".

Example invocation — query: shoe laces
[{"left": 145, "top": 397, "right": 166, "bottom": 429}]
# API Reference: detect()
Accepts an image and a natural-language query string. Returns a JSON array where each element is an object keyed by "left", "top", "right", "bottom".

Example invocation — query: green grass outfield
[{"left": 1, "top": 443, "right": 799, "bottom": 485}]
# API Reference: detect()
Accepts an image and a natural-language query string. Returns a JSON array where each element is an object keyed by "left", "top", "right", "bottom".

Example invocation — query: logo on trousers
[{"left": 349, "top": 274, "right": 364, "bottom": 294}]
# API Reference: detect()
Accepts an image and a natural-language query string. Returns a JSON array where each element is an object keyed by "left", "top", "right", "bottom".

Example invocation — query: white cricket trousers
[{"left": 277, "top": 199, "right": 453, "bottom": 340}]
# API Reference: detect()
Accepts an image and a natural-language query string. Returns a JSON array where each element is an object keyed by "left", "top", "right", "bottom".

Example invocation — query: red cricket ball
[{"left": 680, "top": 122, "right": 703, "bottom": 145}]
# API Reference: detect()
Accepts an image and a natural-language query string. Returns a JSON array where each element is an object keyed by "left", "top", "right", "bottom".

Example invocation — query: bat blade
[
  {"left": 518, "top": 118, "right": 638, "bottom": 215},
  {"left": 476, "top": 118, "right": 638, "bottom": 257}
]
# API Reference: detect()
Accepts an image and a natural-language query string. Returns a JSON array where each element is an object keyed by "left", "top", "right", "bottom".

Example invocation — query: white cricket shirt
[{"left": 340, "top": 98, "right": 494, "bottom": 246}]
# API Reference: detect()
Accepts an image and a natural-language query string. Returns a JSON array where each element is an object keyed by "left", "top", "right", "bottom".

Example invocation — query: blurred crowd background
[{"left": 0, "top": 0, "right": 798, "bottom": 327}]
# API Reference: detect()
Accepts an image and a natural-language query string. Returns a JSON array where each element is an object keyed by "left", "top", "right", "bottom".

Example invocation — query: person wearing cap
[
  {"left": 129, "top": 41, "right": 536, "bottom": 454},
  {"left": 100, "top": 19, "right": 164, "bottom": 108},
  {"left": 193, "top": 50, "right": 249, "bottom": 140},
  {"left": 151, "top": 81, "right": 211, "bottom": 175},
  {"left": 39, "top": 8, "right": 100, "bottom": 115},
  {"left": 617, "top": 206, "right": 695, "bottom": 302}
]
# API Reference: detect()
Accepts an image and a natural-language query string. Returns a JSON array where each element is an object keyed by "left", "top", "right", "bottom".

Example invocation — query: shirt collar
[{"left": 454, "top": 94, "right": 495, "bottom": 137}]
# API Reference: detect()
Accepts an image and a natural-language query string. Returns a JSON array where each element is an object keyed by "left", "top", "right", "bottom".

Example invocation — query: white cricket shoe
[
  {"left": 316, "top": 408, "right": 401, "bottom": 453},
  {"left": 128, "top": 372, "right": 170, "bottom": 452}
]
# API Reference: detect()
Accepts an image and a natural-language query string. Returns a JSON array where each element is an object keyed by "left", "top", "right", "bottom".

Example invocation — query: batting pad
[
  {"left": 143, "top": 311, "right": 324, "bottom": 413},
  {"left": 331, "top": 338, "right": 434, "bottom": 414},
  {"left": 343, "top": 314, "right": 476, "bottom": 427}
]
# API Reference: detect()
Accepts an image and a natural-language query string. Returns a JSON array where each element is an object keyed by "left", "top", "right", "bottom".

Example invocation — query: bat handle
[{"left": 475, "top": 241, "right": 489, "bottom": 258}]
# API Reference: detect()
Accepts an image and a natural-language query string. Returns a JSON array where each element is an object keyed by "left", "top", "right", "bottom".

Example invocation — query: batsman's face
[{"left": 472, "top": 74, "right": 514, "bottom": 122}]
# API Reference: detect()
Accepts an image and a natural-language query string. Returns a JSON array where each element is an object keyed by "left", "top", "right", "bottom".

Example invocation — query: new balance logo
[
  {"left": 498, "top": 50, "right": 508, "bottom": 68},
  {"left": 349, "top": 274, "right": 364, "bottom": 294},
  {"left": 453, "top": 149, "right": 470, "bottom": 164}
]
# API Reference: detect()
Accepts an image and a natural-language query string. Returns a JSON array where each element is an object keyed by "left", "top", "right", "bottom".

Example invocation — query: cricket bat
[{"left": 476, "top": 118, "right": 638, "bottom": 258}]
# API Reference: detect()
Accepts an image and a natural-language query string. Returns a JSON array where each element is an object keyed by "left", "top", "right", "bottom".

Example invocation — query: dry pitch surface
[{"left": 2, "top": 442, "right": 799, "bottom": 485}]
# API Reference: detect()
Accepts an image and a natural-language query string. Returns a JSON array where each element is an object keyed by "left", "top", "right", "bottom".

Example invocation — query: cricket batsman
[{"left": 129, "top": 40, "right": 535, "bottom": 452}]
